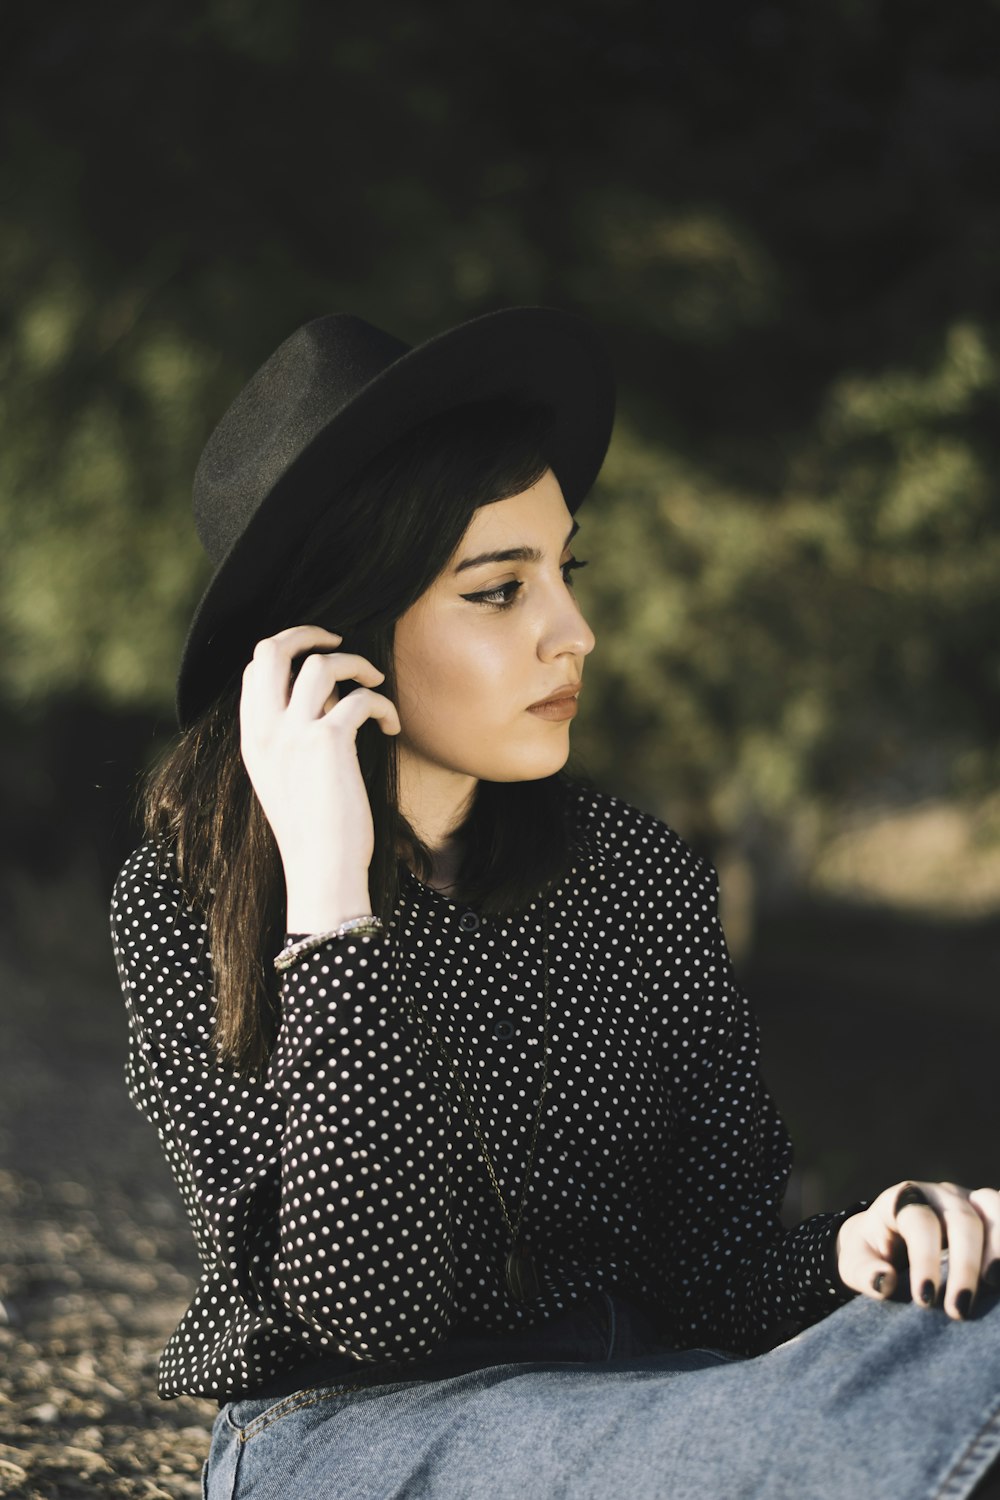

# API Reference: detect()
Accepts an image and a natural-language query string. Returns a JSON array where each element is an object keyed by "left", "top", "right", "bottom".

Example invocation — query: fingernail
[
  {"left": 955, "top": 1289, "right": 973, "bottom": 1320},
  {"left": 873, "top": 1271, "right": 887, "bottom": 1294},
  {"left": 920, "top": 1280, "right": 936, "bottom": 1306},
  {"left": 984, "top": 1261, "right": 1000, "bottom": 1289}
]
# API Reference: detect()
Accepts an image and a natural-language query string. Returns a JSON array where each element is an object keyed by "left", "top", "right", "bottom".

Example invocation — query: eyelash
[{"left": 464, "top": 558, "right": 590, "bottom": 611}]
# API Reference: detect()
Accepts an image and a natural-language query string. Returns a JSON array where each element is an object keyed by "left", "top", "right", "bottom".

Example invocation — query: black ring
[{"left": 894, "top": 1185, "right": 931, "bottom": 1216}]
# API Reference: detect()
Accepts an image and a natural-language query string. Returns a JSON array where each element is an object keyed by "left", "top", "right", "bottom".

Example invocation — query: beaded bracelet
[{"left": 273, "top": 915, "right": 384, "bottom": 974}]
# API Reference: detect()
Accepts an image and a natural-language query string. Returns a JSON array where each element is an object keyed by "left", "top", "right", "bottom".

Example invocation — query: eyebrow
[{"left": 453, "top": 519, "right": 580, "bottom": 575}]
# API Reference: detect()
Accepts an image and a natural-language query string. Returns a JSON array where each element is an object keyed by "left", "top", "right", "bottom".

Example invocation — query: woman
[{"left": 110, "top": 308, "right": 1000, "bottom": 1499}]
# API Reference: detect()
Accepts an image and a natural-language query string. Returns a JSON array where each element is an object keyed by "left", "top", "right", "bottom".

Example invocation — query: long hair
[{"left": 138, "top": 396, "right": 594, "bottom": 1074}]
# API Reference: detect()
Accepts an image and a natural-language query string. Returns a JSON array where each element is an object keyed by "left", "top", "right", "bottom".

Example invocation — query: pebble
[
  {"left": 28, "top": 1401, "right": 59, "bottom": 1423},
  {"left": 0, "top": 1455, "right": 28, "bottom": 1484},
  {"left": 59, "top": 1445, "right": 114, "bottom": 1473}
]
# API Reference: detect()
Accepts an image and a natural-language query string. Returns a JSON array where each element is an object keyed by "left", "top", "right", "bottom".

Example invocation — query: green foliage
[
  {"left": 572, "top": 316, "right": 1000, "bottom": 845},
  {"left": 2, "top": 0, "right": 999, "bottom": 855}
]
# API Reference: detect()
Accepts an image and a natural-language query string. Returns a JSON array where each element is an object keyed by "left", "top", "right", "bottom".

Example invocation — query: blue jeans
[{"left": 204, "top": 1287, "right": 1000, "bottom": 1499}]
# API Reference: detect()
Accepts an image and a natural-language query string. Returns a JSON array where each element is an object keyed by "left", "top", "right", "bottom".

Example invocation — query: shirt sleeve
[
  {"left": 110, "top": 843, "right": 458, "bottom": 1366},
  {"left": 654, "top": 857, "right": 865, "bottom": 1356}
]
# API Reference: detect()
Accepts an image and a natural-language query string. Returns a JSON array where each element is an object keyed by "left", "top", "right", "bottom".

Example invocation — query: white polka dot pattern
[{"left": 109, "top": 784, "right": 861, "bottom": 1401}]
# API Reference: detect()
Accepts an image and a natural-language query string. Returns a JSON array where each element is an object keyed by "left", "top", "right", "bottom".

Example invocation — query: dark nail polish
[
  {"left": 955, "top": 1289, "right": 973, "bottom": 1320},
  {"left": 984, "top": 1261, "right": 1000, "bottom": 1289},
  {"left": 920, "top": 1279, "right": 936, "bottom": 1306},
  {"left": 873, "top": 1271, "right": 886, "bottom": 1294}
]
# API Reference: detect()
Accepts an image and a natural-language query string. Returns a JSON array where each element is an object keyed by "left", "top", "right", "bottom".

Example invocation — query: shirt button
[
  {"left": 458, "top": 911, "right": 480, "bottom": 932},
  {"left": 492, "top": 1019, "right": 516, "bottom": 1041}
]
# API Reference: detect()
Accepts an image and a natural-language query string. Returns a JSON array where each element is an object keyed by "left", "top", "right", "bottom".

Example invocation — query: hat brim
[{"left": 175, "top": 305, "right": 615, "bottom": 729}]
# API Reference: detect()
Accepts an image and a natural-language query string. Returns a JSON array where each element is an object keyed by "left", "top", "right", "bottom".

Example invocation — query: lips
[{"left": 528, "top": 683, "right": 581, "bottom": 709}]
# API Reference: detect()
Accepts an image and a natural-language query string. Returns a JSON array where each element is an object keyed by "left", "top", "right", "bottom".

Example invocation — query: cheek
[{"left": 396, "top": 637, "right": 511, "bottom": 736}]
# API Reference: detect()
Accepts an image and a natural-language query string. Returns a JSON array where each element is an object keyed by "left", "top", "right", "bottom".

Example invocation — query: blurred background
[{"left": 1, "top": 1, "right": 998, "bottom": 1491}]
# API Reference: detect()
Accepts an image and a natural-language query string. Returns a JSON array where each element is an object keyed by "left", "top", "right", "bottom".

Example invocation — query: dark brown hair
[{"left": 138, "top": 397, "right": 594, "bottom": 1074}]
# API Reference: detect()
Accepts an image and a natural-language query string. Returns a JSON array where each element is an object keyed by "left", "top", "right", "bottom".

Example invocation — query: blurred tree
[{"left": 2, "top": 0, "right": 999, "bottom": 885}]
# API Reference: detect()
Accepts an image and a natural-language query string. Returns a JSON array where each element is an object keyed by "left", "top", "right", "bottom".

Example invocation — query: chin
[{"left": 480, "top": 742, "right": 573, "bottom": 783}]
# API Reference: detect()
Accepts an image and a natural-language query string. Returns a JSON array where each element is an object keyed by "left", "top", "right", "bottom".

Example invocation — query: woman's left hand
[{"left": 836, "top": 1180, "right": 1000, "bottom": 1319}]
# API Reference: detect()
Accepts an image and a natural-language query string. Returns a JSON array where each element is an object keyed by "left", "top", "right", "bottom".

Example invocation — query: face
[{"left": 393, "top": 468, "right": 596, "bottom": 800}]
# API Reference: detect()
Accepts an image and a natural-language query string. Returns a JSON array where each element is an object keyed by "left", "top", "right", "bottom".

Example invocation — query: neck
[{"left": 397, "top": 750, "right": 477, "bottom": 890}]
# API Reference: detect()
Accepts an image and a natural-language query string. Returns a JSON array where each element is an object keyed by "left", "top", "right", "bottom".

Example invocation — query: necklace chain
[{"left": 401, "top": 909, "right": 551, "bottom": 1253}]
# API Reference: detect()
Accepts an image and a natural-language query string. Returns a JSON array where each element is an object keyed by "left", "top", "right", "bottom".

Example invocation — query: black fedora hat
[{"left": 175, "top": 305, "right": 616, "bottom": 729}]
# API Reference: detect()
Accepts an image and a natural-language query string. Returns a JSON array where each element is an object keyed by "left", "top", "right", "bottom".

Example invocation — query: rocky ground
[
  {"left": 0, "top": 1162, "right": 212, "bottom": 1499},
  {"left": 0, "top": 866, "right": 216, "bottom": 1499},
  {"left": 1, "top": 858, "right": 997, "bottom": 1499}
]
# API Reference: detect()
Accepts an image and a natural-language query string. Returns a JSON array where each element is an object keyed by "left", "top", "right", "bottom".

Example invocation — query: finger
[
  {"left": 937, "top": 1196, "right": 985, "bottom": 1319},
  {"left": 969, "top": 1188, "right": 1000, "bottom": 1290},
  {"left": 835, "top": 1217, "right": 901, "bottom": 1302},
  {"left": 321, "top": 684, "right": 402, "bottom": 737},
  {"left": 244, "top": 628, "right": 344, "bottom": 714},
  {"left": 269, "top": 624, "right": 345, "bottom": 648},
  {"left": 894, "top": 1196, "right": 943, "bottom": 1308},
  {"left": 859, "top": 1252, "right": 900, "bottom": 1303},
  {"left": 287, "top": 651, "right": 386, "bottom": 719}
]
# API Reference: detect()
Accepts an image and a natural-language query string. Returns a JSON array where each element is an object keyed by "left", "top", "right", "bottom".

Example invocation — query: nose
[{"left": 539, "top": 582, "right": 596, "bottom": 663}]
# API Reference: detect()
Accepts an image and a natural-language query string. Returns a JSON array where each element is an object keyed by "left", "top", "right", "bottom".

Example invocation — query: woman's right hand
[{"left": 239, "top": 625, "right": 402, "bottom": 928}]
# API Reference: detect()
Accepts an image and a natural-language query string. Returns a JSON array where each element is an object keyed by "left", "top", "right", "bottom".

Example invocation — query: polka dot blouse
[{"left": 110, "top": 783, "right": 861, "bottom": 1403}]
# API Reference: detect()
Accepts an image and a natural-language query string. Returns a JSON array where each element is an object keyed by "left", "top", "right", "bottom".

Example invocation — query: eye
[{"left": 462, "top": 558, "right": 590, "bottom": 611}]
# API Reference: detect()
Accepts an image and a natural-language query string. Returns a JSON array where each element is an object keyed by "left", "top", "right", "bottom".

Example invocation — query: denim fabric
[{"left": 203, "top": 1287, "right": 1000, "bottom": 1500}]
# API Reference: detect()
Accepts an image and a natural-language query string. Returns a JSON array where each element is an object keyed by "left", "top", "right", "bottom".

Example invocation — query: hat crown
[{"left": 193, "top": 315, "right": 411, "bottom": 563}]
